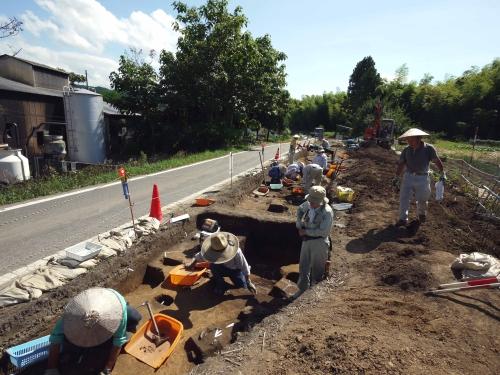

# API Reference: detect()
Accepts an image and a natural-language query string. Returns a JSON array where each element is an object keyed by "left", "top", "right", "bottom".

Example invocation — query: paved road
[{"left": 0, "top": 143, "right": 288, "bottom": 275}]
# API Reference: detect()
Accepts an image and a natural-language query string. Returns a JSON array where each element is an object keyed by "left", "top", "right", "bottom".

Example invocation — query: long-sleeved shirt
[
  {"left": 312, "top": 153, "right": 328, "bottom": 169},
  {"left": 194, "top": 248, "right": 251, "bottom": 276},
  {"left": 296, "top": 201, "right": 334, "bottom": 244}
]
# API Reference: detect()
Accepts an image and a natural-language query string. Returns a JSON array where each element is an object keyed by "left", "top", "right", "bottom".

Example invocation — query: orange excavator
[{"left": 363, "top": 99, "right": 395, "bottom": 149}]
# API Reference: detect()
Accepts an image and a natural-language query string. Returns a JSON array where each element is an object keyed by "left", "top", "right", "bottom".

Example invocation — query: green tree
[
  {"left": 109, "top": 49, "right": 159, "bottom": 152},
  {"left": 347, "top": 56, "right": 382, "bottom": 111},
  {"left": 69, "top": 72, "right": 86, "bottom": 85},
  {"left": 157, "top": 0, "right": 289, "bottom": 150}
]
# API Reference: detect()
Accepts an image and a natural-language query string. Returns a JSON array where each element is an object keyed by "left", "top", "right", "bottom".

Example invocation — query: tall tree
[
  {"left": 347, "top": 56, "right": 382, "bottom": 111},
  {"left": 157, "top": 0, "right": 289, "bottom": 150}
]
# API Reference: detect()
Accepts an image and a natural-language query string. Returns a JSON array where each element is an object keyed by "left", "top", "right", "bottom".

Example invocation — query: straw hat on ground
[
  {"left": 63, "top": 287, "right": 123, "bottom": 347},
  {"left": 201, "top": 232, "right": 239, "bottom": 264},
  {"left": 398, "top": 128, "right": 429, "bottom": 139},
  {"left": 306, "top": 186, "right": 329, "bottom": 205}
]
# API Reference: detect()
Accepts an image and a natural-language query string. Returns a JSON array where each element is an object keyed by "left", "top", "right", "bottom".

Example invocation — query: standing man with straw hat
[
  {"left": 288, "top": 134, "right": 301, "bottom": 165},
  {"left": 45, "top": 288, "right": 141, "bottom": 375},
  {"left": 294, "top": 186, "right": 334, "bottom": 298},
  {"left": 187, "top": 232, "right": 257, "bottom": 295},
  {"left": 395, "top": 128, "right": 446, "bottom": 226}
]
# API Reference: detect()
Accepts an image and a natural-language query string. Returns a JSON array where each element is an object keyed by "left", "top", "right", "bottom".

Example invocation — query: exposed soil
[
  {"left": 193, "top": 145, "right": 500, "bottom": 375},
  {"left": 2, "top": 144, "right": 500, "bottom": 375}
]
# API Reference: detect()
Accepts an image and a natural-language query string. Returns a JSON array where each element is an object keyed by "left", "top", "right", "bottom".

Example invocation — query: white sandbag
[
  {"left": 451, "top": 252, "right": 500, "bottom": 279},
  {"left": 96, "top": 246, "right": 117, "bottom": 259},
  {"left": 0, "top": 281, "right": 43, "bottom": 307}
]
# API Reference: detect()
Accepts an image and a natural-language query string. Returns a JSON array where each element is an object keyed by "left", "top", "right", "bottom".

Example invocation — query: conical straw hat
[
  {"left": 398, "top": 128, "right": 430, "bottom": 139},
  {"left": 201, "top": 232, "right": 239, "bottom": 264},
  {"left": 63, "top": 288, "right": 123, "bottom": 347}
]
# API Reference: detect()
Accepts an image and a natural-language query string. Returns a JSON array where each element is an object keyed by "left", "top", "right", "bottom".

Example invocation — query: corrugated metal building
[{"left": 0, "top": 55, "right": 68, "bottom": 156}]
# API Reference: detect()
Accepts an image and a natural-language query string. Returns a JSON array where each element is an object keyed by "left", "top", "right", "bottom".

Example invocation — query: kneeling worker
[
  {"left": 294, "top": 186, "right": 334, "bottom": 298},
  {"left": 45, "top": 287, "right": 142, "bottom": 375},
  {"left": 187, "top": 232, "right": 257, "bottom": 295}
]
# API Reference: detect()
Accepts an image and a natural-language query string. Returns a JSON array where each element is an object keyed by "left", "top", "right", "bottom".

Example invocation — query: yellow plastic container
[{"left": 336, "top": 186, "right": 355, "bottom": 202}]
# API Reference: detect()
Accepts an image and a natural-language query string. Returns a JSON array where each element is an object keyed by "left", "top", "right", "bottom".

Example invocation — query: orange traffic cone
[
  {"left": 274, "top": 147, "right": 280, "bottom": 160},
  {"left": 149, "top": 184, "right": 163, "bottom": 221}
]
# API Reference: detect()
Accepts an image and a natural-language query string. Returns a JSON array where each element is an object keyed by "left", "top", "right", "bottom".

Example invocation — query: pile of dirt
[{"left": 197, "top": 145, "right": 500, "bottom": 375}]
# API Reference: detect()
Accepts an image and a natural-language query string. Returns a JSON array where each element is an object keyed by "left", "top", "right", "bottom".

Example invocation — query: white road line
[{"left": 0, "top": 144, "right": 285, "bottom": 214}]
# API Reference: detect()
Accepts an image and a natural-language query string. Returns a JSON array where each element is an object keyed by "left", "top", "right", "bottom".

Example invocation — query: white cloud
[
  {"left": 27, "top": 0, "right": 178, "bottom": 53},
  {"left": 21, "top": 10, "right": 58, "bottom": 37},
  {"left": 0, "top": 1, "right": 180, "bottom": 87}
]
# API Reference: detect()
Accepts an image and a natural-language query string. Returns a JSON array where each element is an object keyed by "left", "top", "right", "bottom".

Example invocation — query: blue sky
[{"left": 1, "top": 0, "right": 499, "bottom": 98}]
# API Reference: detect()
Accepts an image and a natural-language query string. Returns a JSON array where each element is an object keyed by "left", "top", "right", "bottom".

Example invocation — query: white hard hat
[{"left": 398, "top": 128, "right": 429, "bottom": 139}]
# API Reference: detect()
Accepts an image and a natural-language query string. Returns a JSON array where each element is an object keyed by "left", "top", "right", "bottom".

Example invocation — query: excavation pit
[
  {"left": 113, "top": 210, "right": 302, "bottom": 374},
  {"left": 10, "top": 209, "right": 303, "bottom": 375},
  {"left": 155, "top": 294, "right": 174, "bottom": 306}
]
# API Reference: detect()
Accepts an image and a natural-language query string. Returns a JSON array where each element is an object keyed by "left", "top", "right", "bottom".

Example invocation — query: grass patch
[{"left": 0, "top": 147, "right": 245, "bottom": 206}]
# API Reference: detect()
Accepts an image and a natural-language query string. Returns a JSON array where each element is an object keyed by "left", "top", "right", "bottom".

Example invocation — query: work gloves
[
  {"left": 247, "top": 280, "right": 257, "bottom": 294},
  {"left": 44, "top": 369, "right": 60, "bottom": 375}
]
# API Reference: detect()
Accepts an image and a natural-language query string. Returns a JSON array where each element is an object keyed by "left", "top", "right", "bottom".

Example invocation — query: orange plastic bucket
[
  {"left": 195, "top": 197, "right": 215, "bottom": 206},
  {"left": 125, "top": 313, "right": 183, "bottom": 369},
  {"left": 169, "top": 264, "right": 207, "bottom": 286},
  {"left": 292, "top": 187, "right": 305, "bottom": 196}
]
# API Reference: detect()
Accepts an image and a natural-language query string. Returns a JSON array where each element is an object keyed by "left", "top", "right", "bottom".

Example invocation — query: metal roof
[
  {"left": 0, "top": 54, "right": 69, "bottom": 76},
  {"left": 0, "top": 76, "right": 63, "bottom": 97}
]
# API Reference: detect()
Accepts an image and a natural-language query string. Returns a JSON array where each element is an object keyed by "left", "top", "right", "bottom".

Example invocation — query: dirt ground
[
  {"left": 194, "top": 145, "right": 500, "bottom": 374},
  {"left": 2, "top": 144, "right": 499, "bottom": 375}
]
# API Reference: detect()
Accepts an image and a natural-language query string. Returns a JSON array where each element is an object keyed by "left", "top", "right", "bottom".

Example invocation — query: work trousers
[
  {"left": 297, "top": 238, "right": 329, "bottom": 293},
  {"left": 288, "top": 145, "right": 295, "bottom": 165},
  {"left": 303, "top": 168, "right": 323, "bottom": 192},
  {"left": 210, "top": 263, "right": 247, "bottom": 292},
  {"left": 399, "top": 172, "right": 431, "bottom": 221}
]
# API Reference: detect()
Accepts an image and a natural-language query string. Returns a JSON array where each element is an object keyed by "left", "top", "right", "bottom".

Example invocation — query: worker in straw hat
[
  {"left": 187, "top": 232, "right": 257, "bottom": 295},
  {"left": 293, "top": 186, "right": 334, "bottom": 298},
  {"left": 288, "top": 134, "right": 302, "bottom": 164},
  {"left": 394, "top": 128, "right": 446, "bottom": 226},
  {"left": 285, "top": 161, "right": 304, "bottom": 180},
  {"left": 312, "top": 147, "right": 328, "bottom": 170},
  {"left": 45, "top": 288, "right": 142, "bottom": 375}
]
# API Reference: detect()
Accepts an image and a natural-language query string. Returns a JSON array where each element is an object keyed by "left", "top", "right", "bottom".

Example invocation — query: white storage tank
[
  {"left": 0, "top": 149, "right": 31, "bottom": 184},
  {"left": 63, "top": 88, "right": 106, "bottom": 164}
]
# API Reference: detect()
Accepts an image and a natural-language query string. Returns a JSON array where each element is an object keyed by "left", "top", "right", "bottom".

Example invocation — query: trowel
[{"left": 140, "top": 301, "right": 170, "bottom": 347}]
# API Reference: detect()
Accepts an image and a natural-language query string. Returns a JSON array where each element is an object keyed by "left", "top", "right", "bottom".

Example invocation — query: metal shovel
[{"left": 140, "top": 301, "right": 170, "bottom": 347}]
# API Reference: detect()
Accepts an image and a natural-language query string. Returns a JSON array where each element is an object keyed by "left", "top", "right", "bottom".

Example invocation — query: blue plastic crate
[{"left": 6, "top": 335, "right": 51, "bottom": 369}]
